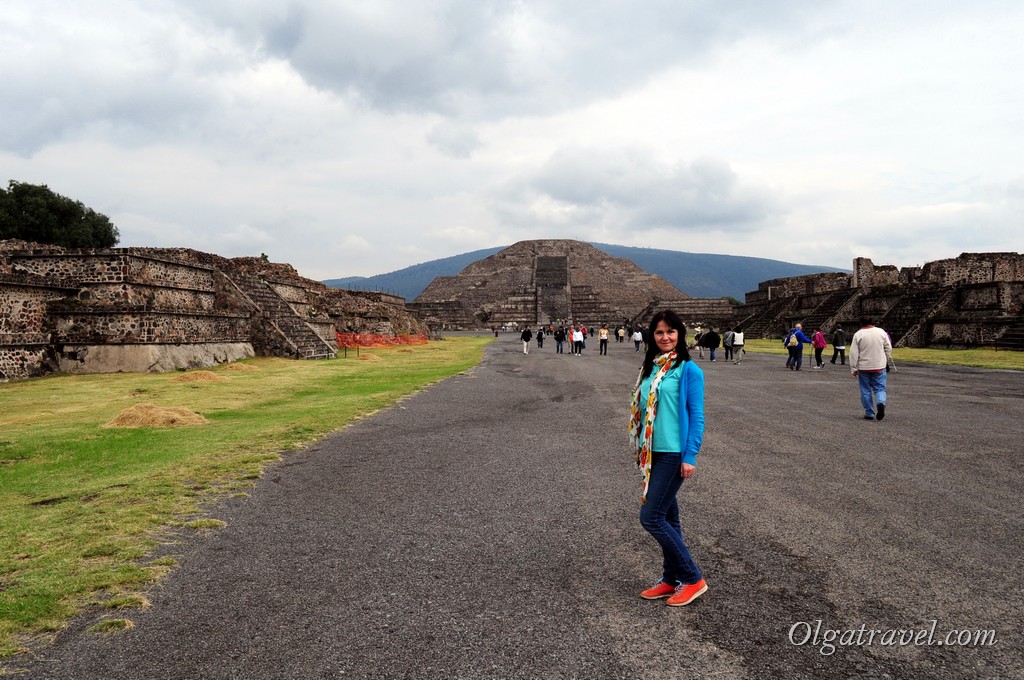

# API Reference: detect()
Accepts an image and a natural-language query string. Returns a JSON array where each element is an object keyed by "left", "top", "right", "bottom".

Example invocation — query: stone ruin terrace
[
  {"left": 735, "top": 252, "right": 1024, "bottom": 349},
  {"left": 6, "top": 240, "right": 1019, "bottom": 380},
  {"left": 0, "top": 241, "right": 427, "bottom": 381}
]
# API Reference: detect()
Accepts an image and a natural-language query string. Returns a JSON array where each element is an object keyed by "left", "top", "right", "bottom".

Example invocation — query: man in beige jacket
[{"left": 850, "top": 315, "right": 893, "bottom": 420}]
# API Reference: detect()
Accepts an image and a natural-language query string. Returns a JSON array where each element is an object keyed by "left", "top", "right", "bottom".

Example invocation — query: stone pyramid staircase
[
  {"left": 223, "top": 271, "right": 335, "bottom": 359},
  {"left": 799, "top": 288, "right": 861, "bottom": 334},
  {"left": 881, "top": 287, "right": 952, "bottom": 347},
  {"left": 741, "top": 297, "right": 798, "bottom": 339},
  {"left": 535, "top": 256, "right": 570, "bottom": 323},
  {"left": 995, "top": 316, "right": 1024, "bottom": 350}
]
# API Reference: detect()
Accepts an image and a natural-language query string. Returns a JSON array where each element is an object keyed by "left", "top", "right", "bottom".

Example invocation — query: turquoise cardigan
[
  {"left": 676, "top": 359, "right": 706, "bottom": 466},
  {"left": 642, "top": 359, "right": 706, "bottom": 466}
]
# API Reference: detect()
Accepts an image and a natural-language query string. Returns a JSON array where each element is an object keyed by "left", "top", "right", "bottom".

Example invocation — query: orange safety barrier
[{"left": 335, "top": 332, "right": 429, "bottom": 349}]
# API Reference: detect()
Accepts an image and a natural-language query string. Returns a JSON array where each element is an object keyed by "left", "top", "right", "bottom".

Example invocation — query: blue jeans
[
  {"left": 858, "top": 370, "right": 887, "bottom": 417},
  {"left": 639, "top": 451, "right": 702, "bottom": 586}
]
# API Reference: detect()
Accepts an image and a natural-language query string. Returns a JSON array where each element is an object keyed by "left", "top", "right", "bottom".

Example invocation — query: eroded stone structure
[
  {"left": 408, "top": 239, "right": 737, "bottom": 329},
  {"left": 736, "top": 253, "right": 1024, "bottom": 348},
  {"left": 630, "top": 297, "right": 738, "bottom": 332},
  {"left": 0, "top": 241, "right": 427, "bottom": 380}
]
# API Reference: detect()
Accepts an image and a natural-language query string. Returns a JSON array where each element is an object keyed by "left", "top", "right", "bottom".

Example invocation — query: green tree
[{"left": 0, "top": 180, "right": 119, "bottom": 248}]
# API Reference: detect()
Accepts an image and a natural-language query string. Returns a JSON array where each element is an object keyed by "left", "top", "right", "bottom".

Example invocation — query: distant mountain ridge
[{"left": 323, "top": 243, "right": 848, "bottom": 301}]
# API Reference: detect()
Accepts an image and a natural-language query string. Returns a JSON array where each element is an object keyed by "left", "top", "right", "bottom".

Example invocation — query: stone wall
[
  {"left": 0, "top": 345, "right": 53, "bottom": 381},
  {"left": 633, "top": 298, "right": 737, "bottom": 331},
  {"left": 0, "top": 279, "right": 72, "bottom": 335},
  {"left": 745, "top": 272, "right": 852, "bottom": 303},
  {"left": 10, "top": 252, "right": 216, "bottom": 290},
  {"left": 79, "top": 282, "right": 216, "bottom": 311},
  {"left": 739, "top": 252, "right": 1024, "bottom": 348},
  {"left": 0, "top": 240, "right": 430, "bottom": 380},
  {"left": 854, "top": 252, "right": 1024, "bottom": 289},
  {"left": 57, "top": 343, "right": 254, "bottom": 375},
  {"left": 48, "top": 307, "right": 250, "bottom": 344}
]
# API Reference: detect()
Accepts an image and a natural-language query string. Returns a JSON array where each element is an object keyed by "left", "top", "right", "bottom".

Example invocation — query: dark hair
[
  {"left": 640, "top": 309, "right": 691, "bottom": 377},
  {"left": 860, "top": 314, "right": 873, "bottom": 326}
]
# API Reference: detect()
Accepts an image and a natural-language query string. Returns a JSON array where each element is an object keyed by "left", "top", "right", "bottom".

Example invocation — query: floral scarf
[{"left": 628, "top": 351, "right": 678, "bottom": 503}]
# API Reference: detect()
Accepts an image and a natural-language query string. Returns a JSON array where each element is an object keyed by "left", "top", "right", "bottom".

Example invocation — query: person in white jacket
[
  {"left": 731, "top": 329, "right": 745, "bottom": 364},
  {"left": 850, "top": 315, "right": 893, "bottom": 420},
  {"left": 572, "top": 326, "right": 585, "bottom": 355}
]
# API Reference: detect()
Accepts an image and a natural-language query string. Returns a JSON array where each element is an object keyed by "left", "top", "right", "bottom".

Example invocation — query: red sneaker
[
  {"left": 666, "top": 579, "right": 708, "bottom": 607},
  {"left": 640, "top": 581, "right": 677, "bottom": 600}
]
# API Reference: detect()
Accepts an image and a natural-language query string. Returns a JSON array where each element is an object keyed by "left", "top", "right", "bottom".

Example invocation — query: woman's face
[{"left": 653, "top": 320, "right": 679, "bottom": 353}]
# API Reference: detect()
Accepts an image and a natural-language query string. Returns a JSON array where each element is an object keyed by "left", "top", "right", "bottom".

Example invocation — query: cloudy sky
[{"left": 3, "top": 1, "right": 1022, "bottom": 280}]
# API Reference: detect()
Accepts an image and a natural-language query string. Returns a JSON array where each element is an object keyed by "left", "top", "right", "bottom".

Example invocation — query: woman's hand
[{"left": 681, "top": 462, "right": 696, "bottom": 479}]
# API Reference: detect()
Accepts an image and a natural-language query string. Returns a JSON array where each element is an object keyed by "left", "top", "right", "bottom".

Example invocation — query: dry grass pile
[
  {"left": 104, "top": 403, "right": 209, "bottom": 428},
  {"left": 222, "top": 363, "right": 259, "bottom": 372},
  {"left": 358, "top": 353, "right": 381, "bottom": 361},
  {"left": 171, "top": 371, "right": 227, "bottom": 382}
]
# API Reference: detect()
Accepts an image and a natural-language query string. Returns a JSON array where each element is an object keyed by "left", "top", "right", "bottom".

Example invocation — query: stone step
[
  {"left": 881, "top": 288, "right": 950, "bottom": 345},
  {"left": 226, "top": 270, "right": 335, "bottom": 359},
  {"left": 997, "top": 317, "right": 1024, "bottom": 349},
  {"left": 800, "top": 289, "right": 860, "bottom": 334}
]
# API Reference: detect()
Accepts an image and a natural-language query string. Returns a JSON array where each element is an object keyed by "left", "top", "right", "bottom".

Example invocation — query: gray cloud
[
  {"left": 0, "top": 3, "right": 235, "bottom": 155},
  {"left": 426, "top": 121, "right": 482, "bottom": 158},
  {"left": 497, "top": 146, "right": 779, "bottom": 233},
  {"left": 167, "top": 0, "right": 831, "bottom": 119}
]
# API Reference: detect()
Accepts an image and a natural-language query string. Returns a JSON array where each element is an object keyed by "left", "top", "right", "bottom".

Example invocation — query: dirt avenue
[{"left": 19, "top": 334, "right": 1024, "bottom": 679}]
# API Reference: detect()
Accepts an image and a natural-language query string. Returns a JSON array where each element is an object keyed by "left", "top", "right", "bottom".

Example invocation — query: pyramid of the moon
[{"left": 408, "top": 239, "right": 689, "bottom": 328}]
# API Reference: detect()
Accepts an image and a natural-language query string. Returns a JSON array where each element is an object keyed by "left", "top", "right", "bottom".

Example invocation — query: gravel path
[{"left": 16, "top": 335, "right": 1024, "bottom": 679}]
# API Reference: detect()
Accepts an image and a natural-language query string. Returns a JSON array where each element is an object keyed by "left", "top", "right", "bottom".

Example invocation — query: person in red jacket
[{"left": 811, "top": 328, "right": 828, "bottom": 368}]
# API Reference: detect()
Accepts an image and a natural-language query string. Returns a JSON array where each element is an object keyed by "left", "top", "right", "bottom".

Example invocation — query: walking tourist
[
  {"left": 633, "top": 328, "right": 644, "bottom": 352},
  {"left": 723, "top": 328, "right": 735, "bottom": 362},
  {"left": 731, "top": 328, "right": 745, "bottom": 363},
  {"left": 554, "top": 326, "right": 566, "bottom": 354},
  {"left": 784, "top": 324, "right": 812, "bottom": 370},
  {"left": 599, "top": 324, "right": 610, "bottom": 355},
  {"left": 811, "top": 327, "right": 827, "bottom": 368},
  {"left": 850, "top": 315, "right": 893, "bottom": 421},
  {"left": 628, "top": 309, "right": 708, "bottom": 607},
  {"left": 572, "top": 326, "right": 585, "bottom": 355},
  {"left": 700, "top": 328, "right": 721, "bottom": 362},
  {"left": 520, "top": 327, "right": 532, "bottom": 355},
  {"left": 830, "top": 326, "right": 847, "bottom": 365}
]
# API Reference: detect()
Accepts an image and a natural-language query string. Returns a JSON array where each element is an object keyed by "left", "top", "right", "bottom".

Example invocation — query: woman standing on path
[{"left": 628, "top": 310, "right": 708, "bottom": 607}]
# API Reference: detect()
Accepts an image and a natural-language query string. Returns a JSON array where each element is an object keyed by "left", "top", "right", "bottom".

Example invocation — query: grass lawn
[
  {"left": 740, "top": 339, "right": 1024, "bottom": 370},
  {"left": 0, "top": 337, "right": 490, "bottom": 658}
]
